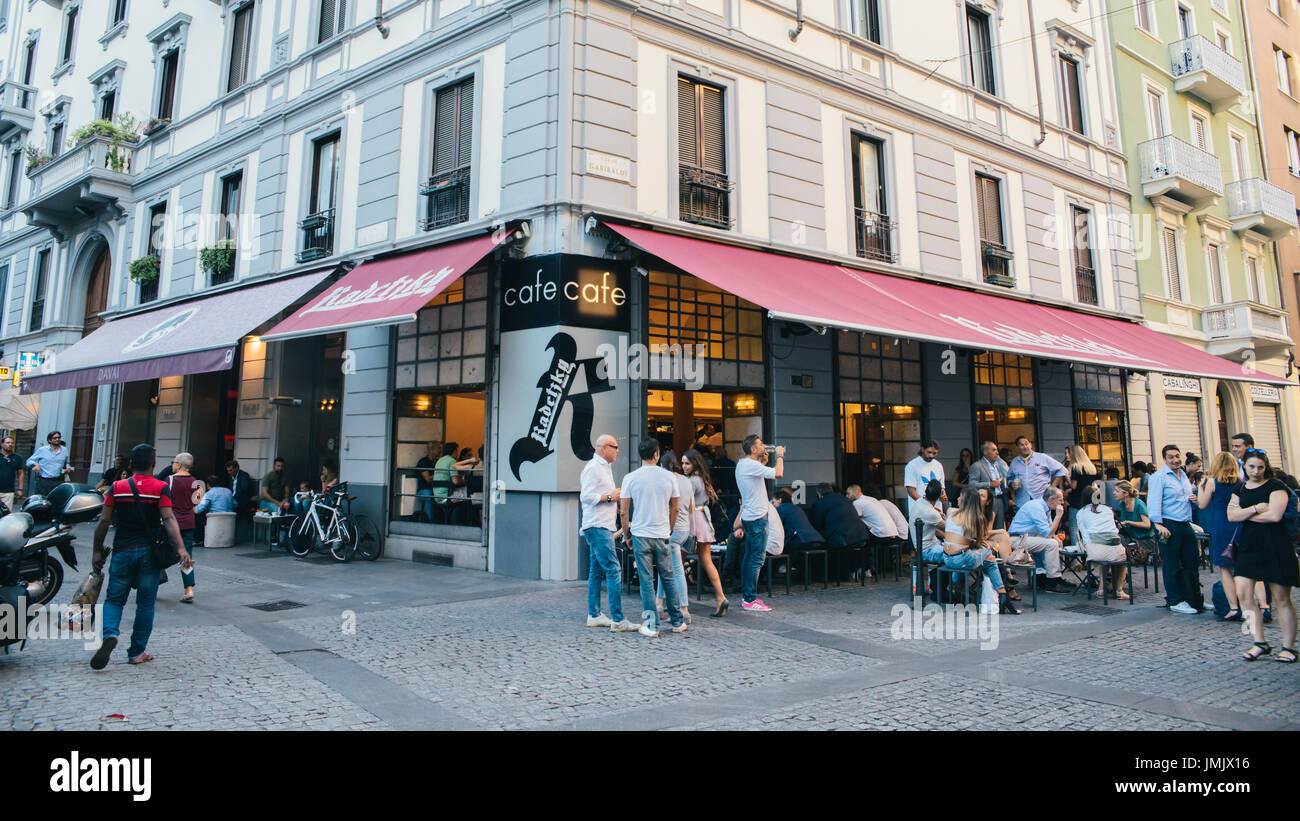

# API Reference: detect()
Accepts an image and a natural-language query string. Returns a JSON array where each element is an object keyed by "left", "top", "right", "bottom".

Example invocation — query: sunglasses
[{"left": 1244, "top": 448, "right": 1267, "bottom": 455}]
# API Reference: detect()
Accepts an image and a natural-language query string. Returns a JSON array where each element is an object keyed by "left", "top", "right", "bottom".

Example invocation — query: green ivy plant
[
  {"left": 24, "top": 144, "right": 53, "bottom": 170},
  {"left": 70, "top": 113, "right": 140, "bottom": 146},
  {"left": 199, "top": 240, "right": 236, "bottom": 280},
  {"left": 128, "top": 255, "right": 160, "bottom": 283}
]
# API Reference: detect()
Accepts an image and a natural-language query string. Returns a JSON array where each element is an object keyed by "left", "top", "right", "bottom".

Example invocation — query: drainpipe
[
  {"left": 789, "top": 0, "right": 804, "bottom": 42},
  {"left": 374, "top": 0, "right": 390, "bottom": 38},
  {"left": 1027, "top": 0, "right": 1047, "bottom": 147}
]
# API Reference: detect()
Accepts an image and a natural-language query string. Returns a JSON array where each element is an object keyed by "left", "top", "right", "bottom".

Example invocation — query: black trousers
[{"left": 1160, "top": 520, "right": 1202, "bottom": 609}]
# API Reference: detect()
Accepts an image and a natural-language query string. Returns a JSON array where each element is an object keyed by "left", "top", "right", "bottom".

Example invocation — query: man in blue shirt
[
  {"left": 1146, "top": 444, "right": 1203, "bottom": 614},
  {"left": 773, "top": 488, "right": 825, "bottom": 552},
  {"left": 26, "top": 430, "right": 71, "bottom": 496},
  {"left": 1008, "top": 486, "right": 1071, "bottom": 592},
  {"left": 1007, "top": 436, "right": 1068, "bottom": 510}
]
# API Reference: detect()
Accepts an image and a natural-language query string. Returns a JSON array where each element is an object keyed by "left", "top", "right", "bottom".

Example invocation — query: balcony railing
[
  {"left": 1203, "top": 300, "right": 1291, "bottom": 357},
  {"left": 854, "top": 208, "right": 898, "bottom": 263},
  {"left": 296, "top": 208, "right": 335, "bottom": 262},
  {"left": 981, "top": 240, "right": 1014, "bottom": 287},
  {"left": 28, "top": 297, "right": 44, "bottom": 332},
  {"left": 1225, "top": 178, "right": 1299, "bottom": 238},
  {"left": 1169, "top": 36, "right": 1246, "bottom": 110},
  {"left": 0, "top": 80, "right": 37, "bottom": 133},
  {"left": 1075, "top": 265, "right": 1098, "bottom": 305},
  {"left": 419, "top": 168, "right": 471, "bottom": 231},
  {"left": 679, "top": 165, "right": 734, "bottom": 230},
  {"left": 1137, "top": 135, "right": 1223, "bottom": 206},
  {"left": 138, "top": 274, "right": 159, "bottom": 304}
]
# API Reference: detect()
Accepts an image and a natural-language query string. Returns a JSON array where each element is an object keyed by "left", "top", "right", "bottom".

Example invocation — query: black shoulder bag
[{"left": 128, "top": 477, "right": 179, "bottom": 569}]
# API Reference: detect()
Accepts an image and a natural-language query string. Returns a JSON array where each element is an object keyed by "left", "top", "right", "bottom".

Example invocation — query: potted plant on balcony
[
  {"left": 71, "top": 114, "right": 140, "bottom": 172},
  {"left": 199, "top": 239, "right": 236, "bottom": 282},
  {"left": 24, "top": 144, "right": 53, "bottom": 171},
  {"left": 128, "top": 255, "right": 160, "bottom": 284},
  {"left": 143, "top": 117, "right": 171, "bottom": 137}
]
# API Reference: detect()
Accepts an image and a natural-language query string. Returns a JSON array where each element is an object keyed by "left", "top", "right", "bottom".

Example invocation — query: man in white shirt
[
  {"left": 578, "top": 434, "right": 638, "bottom": 633},
  {"left": 879, "top": 497, "right": 909, "bottom": 538},
  {"left": 731, "top": 434, "right": 783, "bottom": 612},
  {"left": 619, "top": 438, "right": 685, "bottom": 637},
  {"left": 846, "top": 485, "right": 899, "bottom": 539},
  {"left": 904, "top": 441, "right": 946, "bottom": 521}
]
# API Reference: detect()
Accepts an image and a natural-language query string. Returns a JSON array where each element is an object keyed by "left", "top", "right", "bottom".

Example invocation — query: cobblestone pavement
[{"left": 2, "top": 532, "right": 1297, "bottom": 731}]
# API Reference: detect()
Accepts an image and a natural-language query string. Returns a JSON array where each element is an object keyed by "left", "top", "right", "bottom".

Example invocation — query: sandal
[
  {"left": 1277, "top": 647, "right": 1297, "bottom": 664},
  {"left": 1243, "top": 642, "right": 1272, "bottom": 661},
  {"left": 1115, "top": 590, "right": 1130, "bottom": 600},
  {"left": 1006, "top": 589, "right": 1021, "bottom": 601},
  {"left": 128, "top": 652, "right": 154, "bottom": 665},
  {"left": 180, "top": 593, "right": 194, "bottom": 604},
  {"left": 1222, "top": 609, "right": 1241, "bottom": 622}
]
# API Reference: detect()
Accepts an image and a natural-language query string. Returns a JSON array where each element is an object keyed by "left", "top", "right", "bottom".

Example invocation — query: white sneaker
[
  {"left": 1170, "top": 601, "right": 1198, "bottom": 615},
  {"left": 610, "top": 619, "right": 639, "bottom": 632},
  {"left": 637, "top": 623, "right": 659, "bottom": 637},
  {"left": 586, "top": 613, "right": 613, "bottom": 628},
  {"left": 671, "top": 622, "right": 688, "bottom": 634}
]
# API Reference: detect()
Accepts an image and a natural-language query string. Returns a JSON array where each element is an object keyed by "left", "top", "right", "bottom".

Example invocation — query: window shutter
[
  {"left": 319, "top": 0, "right": 336, "bottom": 41},
  {"left": 977, "top": 175, "right": 1002, "bottom": 244},
  {"left": 678, "top": 77, "right": 698, "bottom": 167},
  {"left": 433, "top": 85, "right": 457, "bottom": 175},
  {"left": 458, "top": 78, "right": 474, "bottom": 169},
  {"left": 1162, "top": 227, "right": 1182, "bottom": 301},
  {"left": 1207, "top": 246, "right": 1223, "bottom": 304},
  {"left": 1071, "top": 206, "right": 1093, "bottom": 270},
  {"left": 1191, "top": 116, "right": 1206, "bottom": 150},
  {"left": 1060, "top": 56, "right": 1083, "bottom": 134},
  {"left": 699, "top": 83, "right": 726, "bottom": 174},
  {"left": 228, "top": 5, "right": 252, "bottom": 92}
]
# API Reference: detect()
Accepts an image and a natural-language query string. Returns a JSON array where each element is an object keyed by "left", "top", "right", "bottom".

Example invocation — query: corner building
[{"left": 0, "top": 1, "right": 1288, "bottom": 579}]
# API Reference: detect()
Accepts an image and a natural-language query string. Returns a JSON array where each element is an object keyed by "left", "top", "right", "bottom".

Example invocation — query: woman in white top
[
  {"left": 942, "top": 487, "right": 1018, "bottom": 614},
  {"left": 1076, "top": 500, "right": 1129, "bottom": 600},
  {"left": 683, "top": 448, "right": 727, "bottom": 616},
  {"left": 655, "top": 452, "right": 694, "bottom": 624}
]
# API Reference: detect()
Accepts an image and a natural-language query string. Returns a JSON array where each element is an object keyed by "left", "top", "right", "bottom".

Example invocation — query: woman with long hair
[
  {"left": 655, "top": 451, "right": 693, "bottom": 625},
  {"left": 942, "top": 487, "right": 1018, "bottom": 614},
  {"left": 951, "top": 447, "right": 974, "bottom": 497},
  {"left": 1065, "top": 445, "right": 1100, "bottom": 547},
  {"left": 1199, "top": 451, "right": 1264, "bottom": 622},
  {"left": 1228, "top": 449, "right": 1298, "bottom": 662},
  {"left": 682, "top": 448, "right": 727, "bottom": 616},
  {"left": 977, "top": 486, "right": 1018, "bottom": 600}
]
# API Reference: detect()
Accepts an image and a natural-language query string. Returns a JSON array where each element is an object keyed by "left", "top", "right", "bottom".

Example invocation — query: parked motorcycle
[{"left": 0, "top": 484, "right": 104, "bottom": 651}]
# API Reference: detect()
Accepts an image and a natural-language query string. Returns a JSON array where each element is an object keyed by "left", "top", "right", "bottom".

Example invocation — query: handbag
[
  {"left": 1125, "top": 536, "right": 1154, "bottom": 566},
  {"left": 1221, "top": 525, "right": 1242, "bottom": 563},
  {"left": 129, "top": 477, "right": 179, "bottom": 569}
]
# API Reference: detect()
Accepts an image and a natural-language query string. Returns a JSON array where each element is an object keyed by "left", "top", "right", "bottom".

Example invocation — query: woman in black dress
[{"left": 1228, "top": 450, "right": 1298, "bottom": 662}]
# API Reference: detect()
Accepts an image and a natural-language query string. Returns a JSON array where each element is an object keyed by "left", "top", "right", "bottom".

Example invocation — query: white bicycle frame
[{"left": 301, "top": 494, "right": 346, "bottom": 546}]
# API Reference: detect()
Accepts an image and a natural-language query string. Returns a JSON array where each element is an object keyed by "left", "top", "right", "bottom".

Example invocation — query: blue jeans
[
  {"left": 415, "top": 489, "right": 434, "bottom": 522},
  {"left": 101, "top": 545, "right": 160, "bottom": 660},
  {"left": 633, "top": 536, "right": 682, "bottom": 630},
  {"left": 740, "top": 517, "right": 768, "bottom": 604},
  {"left": 583, "top": 527, "right": 623, "bottom": 622},
  {"left": 180, "top": 530, "right": 196, "bottom": 588},
  {"left": 942, "top": 547, "right": 1004, "bottom": 592},
  {"left": 258, "top": 500, "right": 283, "bottom": 515},
  {"left": 656, "top": 530, "right": 694, "bottom": 610}
]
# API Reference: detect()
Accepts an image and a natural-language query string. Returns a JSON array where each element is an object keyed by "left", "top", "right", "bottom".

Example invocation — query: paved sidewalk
[{"left": 3, "top": 530, "right": 1297, "bottom": 730}]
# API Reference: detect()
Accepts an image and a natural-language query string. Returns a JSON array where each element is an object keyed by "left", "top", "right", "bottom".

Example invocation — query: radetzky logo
[
  {"left": 301, "top": 267, "right": 456, "bottom": 315},
  {"left": 50, "top": 751, "right": 151, "bottom": 802},
  {"left": 122, "top": 307, "right": 199, "bottom": 353}
]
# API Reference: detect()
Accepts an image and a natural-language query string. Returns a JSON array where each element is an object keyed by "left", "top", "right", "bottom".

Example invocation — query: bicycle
[{"left": 287, "top": 482, "right": 383, "bottom": 562}]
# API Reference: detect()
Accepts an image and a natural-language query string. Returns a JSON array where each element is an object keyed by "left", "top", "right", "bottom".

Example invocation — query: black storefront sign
[{"left": 500, "top": 255, "right": 631, "bottom": 332}]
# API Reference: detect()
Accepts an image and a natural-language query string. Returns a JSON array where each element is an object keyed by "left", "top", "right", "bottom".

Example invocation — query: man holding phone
[{"left": 732, "top": 435, "right": 783, "bottom": 612}]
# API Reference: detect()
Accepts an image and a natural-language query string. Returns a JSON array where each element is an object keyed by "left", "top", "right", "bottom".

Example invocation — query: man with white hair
[
  {"left": 579, "top": 433, "right": 638, "bottom": 633},
  {"left": 1007, "top": 486, "right": 1072, "bottom": 593}
]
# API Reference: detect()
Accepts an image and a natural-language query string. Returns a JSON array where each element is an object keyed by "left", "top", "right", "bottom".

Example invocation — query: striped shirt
[{"left": 104, "top": 475, "right": 172, "bottom": 549}]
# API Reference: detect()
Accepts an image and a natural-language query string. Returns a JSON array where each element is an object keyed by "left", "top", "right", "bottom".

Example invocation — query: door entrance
[
  {"left": 186, "top": 364, "right": 240, "bottom": 482},
  {"left": 70, "top": 246, "right": 110, "bottom": 483},
  {"left": 273, "top": 334, "right": 344, "bottom": 489}
]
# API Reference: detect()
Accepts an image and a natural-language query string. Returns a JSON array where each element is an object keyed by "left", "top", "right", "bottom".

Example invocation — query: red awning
[
  {"left": 261, "top": 233, "right": 500, "bottom": 341},
  {"left": 606, "top": 223, "right": 1292, "bottom": 386}
]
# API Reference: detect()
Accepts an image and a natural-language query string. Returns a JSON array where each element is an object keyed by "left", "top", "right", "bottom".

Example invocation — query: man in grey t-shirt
[
  {"left": 731, "top": 434, "right": 784, "bottom": 612},
  {"left": 619, "top": 438, "right": 684, "bottom": 637}
]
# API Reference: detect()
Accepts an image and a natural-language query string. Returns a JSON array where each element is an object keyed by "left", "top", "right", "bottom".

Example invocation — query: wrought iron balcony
[
  {"left": 1138, "top": 135, "right": 1223, "bottom": 207},
  {"left": 1075, "top": 265, "right": 1098, "bottom": 306},
  {"left": 854, "top": 208, "right": 898, "bottom": 263},
  {"left": 0, "top": 80, "right": 37, "bottom": 135},
  {"left": 1203, "top": 300, "right": 1292, "bottom": 359},
  {"left": 1225, "top": 178, "right": 1298, "bottom": 239},
  {"left": 981, "top": 240, "right": 1015, "bottom": 287},
  {"left": 23, "top": 135, "right": 135, "bottom": 238},
  {"left": 419, "top": 168, "right": 471, "bottom": 231},
  {"left": 1169, "top": 36, "right": 1246, "bottom": 111},
  {"left": 679, "top": 165, "right": 734, "bottom": 230},
  {"left": 296, "top": 208, "right": 335, "bottom": 262},
  {"left": 28, "top": 297, "right": 44, "bottom": 332}
]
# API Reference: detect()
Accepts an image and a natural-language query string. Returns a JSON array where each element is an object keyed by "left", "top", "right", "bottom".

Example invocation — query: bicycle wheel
[
  {"left": 352, "top": 514, "right": 383, "bottom": 561},
  {"left": 329, "top": 518, "right": 356, "bottom": 562},
  {"left": 288, "top": 515, "right": 315, "bottom": 557}
]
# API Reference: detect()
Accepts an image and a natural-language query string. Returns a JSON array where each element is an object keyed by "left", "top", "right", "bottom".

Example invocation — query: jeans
[
  {"left": 101, "top": 545, "right": 160, "bottom": 660},
  {"left": 656, "top": 530, "right": 694, "bottom": 610},
  {"left": 740, "top": 517, "right": 768, "bottom": 604},
  {"left": 583, "top": 527, "right": 623, "bottom": 622},
  {"left": 632, "top": 535, "right": 682, "bottom": 630},
  {"left": 415, "top": 489, "right": 434, "bottom": 522},
  {"left": 942, "top": 547, "right": 1005, "bottom": 592},
  {"left": 180, "top": 530, "right": 196, "bottom": 588},
  {"left": 1159, "top": 520, "right": 1202, "bottom": 609}
]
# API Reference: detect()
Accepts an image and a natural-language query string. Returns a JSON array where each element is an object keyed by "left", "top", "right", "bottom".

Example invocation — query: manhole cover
[
  {"left": 245, "top": 600, "right": 308, "bottom": 612},
  {"left": 237, "top": 552, "right": 284, "bottom": 559},
  {"left": 1062, "top": 603, "right": 1125, "bottom": 617}
]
